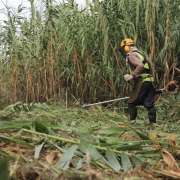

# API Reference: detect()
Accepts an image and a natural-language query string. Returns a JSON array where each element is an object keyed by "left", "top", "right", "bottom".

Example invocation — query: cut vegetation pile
[{"left": 0, "top": 95, "right": 179, "bottom": 179}]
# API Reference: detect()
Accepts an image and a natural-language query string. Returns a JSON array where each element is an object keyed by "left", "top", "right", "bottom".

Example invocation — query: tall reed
[{"left": 0, "top": 0, "right": 179, "bottom": 104}]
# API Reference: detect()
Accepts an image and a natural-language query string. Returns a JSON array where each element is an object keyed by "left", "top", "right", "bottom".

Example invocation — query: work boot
[
  {"left": 128, "top": 103, "right": 137, "bottom": 121},
  {"left": 147, "top": 107, "right": 156, "bottom": 123}
]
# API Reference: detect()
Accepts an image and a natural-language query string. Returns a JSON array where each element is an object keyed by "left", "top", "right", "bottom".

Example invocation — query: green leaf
[
  {"left": 34, "top": 142, "right": 45, "bottom": 159},
  {"left": 104, "top": 137, "right": 122, "bottom": 145},
  {"left": 33, "top": 121, "right": 49, "bottom": 134},
  {"left": 0, "top": 158, "right": 9, "bottom": 180},
  {"left": 57, "top": 145, "right": 78, "bottom": 170},
  {"left": 133, "top": 130, "right": 149, "bottom": 140},
  {"left": 121, "top": 153, "right": 132, "bottom": 172},
  {"left": 33, "top": 103, "right": 50, "bottom": 111},
  {"left": 105, "top": 151, "right": 121, "bottom": 172},
  {"left": 176, "top": 94, "right": 180, "bottom": 101},
  {"left": 99, "top": 127, "right": 126, "bottom": 136},
  {"left": 0, "top": 135, "right": 32, "bottom": 147},
  {"left": 76, "top": 159, "right": 84, "bottom": 170},
  {"left": 131, "top": 156, "right": 143, "bottom": 167},
  {"left": 109, "top": 141, "right": 149, "bottom": 151},
  {"left": 80, "top": 144, "right": 103, "bottom": 161}
]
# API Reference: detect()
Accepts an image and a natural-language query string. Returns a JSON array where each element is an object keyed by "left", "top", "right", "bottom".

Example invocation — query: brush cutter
[{"left": 82, "top": 80, "right": 178, "bottom": 108}]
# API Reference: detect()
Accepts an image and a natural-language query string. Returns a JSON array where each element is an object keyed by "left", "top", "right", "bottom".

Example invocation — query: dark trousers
[{"left": 128, "top": 81, "right": 156, "bottom": 123}]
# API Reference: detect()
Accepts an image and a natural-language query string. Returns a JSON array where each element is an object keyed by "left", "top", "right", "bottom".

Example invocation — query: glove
[{"left": 124, "top": 74, "right": 133, "bottom": 81}]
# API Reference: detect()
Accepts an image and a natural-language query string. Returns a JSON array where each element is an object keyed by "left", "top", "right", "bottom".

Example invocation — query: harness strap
[{"left": 127, "top": 50, "right": 154, "bottom": 82}]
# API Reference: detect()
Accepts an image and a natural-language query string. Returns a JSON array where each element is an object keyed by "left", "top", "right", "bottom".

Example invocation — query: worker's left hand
[{"left": 124, "top": 74, "right": 133, "bottom": 81}]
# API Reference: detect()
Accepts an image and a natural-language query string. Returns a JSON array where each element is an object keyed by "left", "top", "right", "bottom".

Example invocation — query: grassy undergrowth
[{"left": 0, "top": 94, "right": 179, "bottom": 180}]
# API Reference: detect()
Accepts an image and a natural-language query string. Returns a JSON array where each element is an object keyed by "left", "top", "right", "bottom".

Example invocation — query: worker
[{"left": 119, "top": 38, "right": 156, "bottom": 124}]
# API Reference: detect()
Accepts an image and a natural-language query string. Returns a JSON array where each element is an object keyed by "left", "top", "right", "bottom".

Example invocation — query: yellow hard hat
[{"left": 120, "top": 38, "right": 134, "bottom": 48}]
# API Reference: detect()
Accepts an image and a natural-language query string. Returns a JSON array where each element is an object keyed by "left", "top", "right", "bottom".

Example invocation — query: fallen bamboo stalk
[
  {"left": 22, "top": 129, "right": 149, "bottom": 155},
  {"left": 22, "top": 129, "right": 79, "bottom": 144},
  {"left": 0, "top": 135, "right": 33, "bottom": 147}
]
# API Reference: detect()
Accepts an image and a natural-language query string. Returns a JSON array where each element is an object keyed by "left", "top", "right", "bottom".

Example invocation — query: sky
[{"left": 0, "top": 0, "right": 87, "bottom": 21}]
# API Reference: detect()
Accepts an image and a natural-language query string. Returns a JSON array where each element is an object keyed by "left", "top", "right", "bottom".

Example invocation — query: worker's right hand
[{"left": 124, "top": 74, "right": 133, "bottom": 81}]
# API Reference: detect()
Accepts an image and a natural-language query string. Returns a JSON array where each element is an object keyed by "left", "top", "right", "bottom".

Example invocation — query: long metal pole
[{"left": 82, "top": 96, "right": 129, "bottom": 108}]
